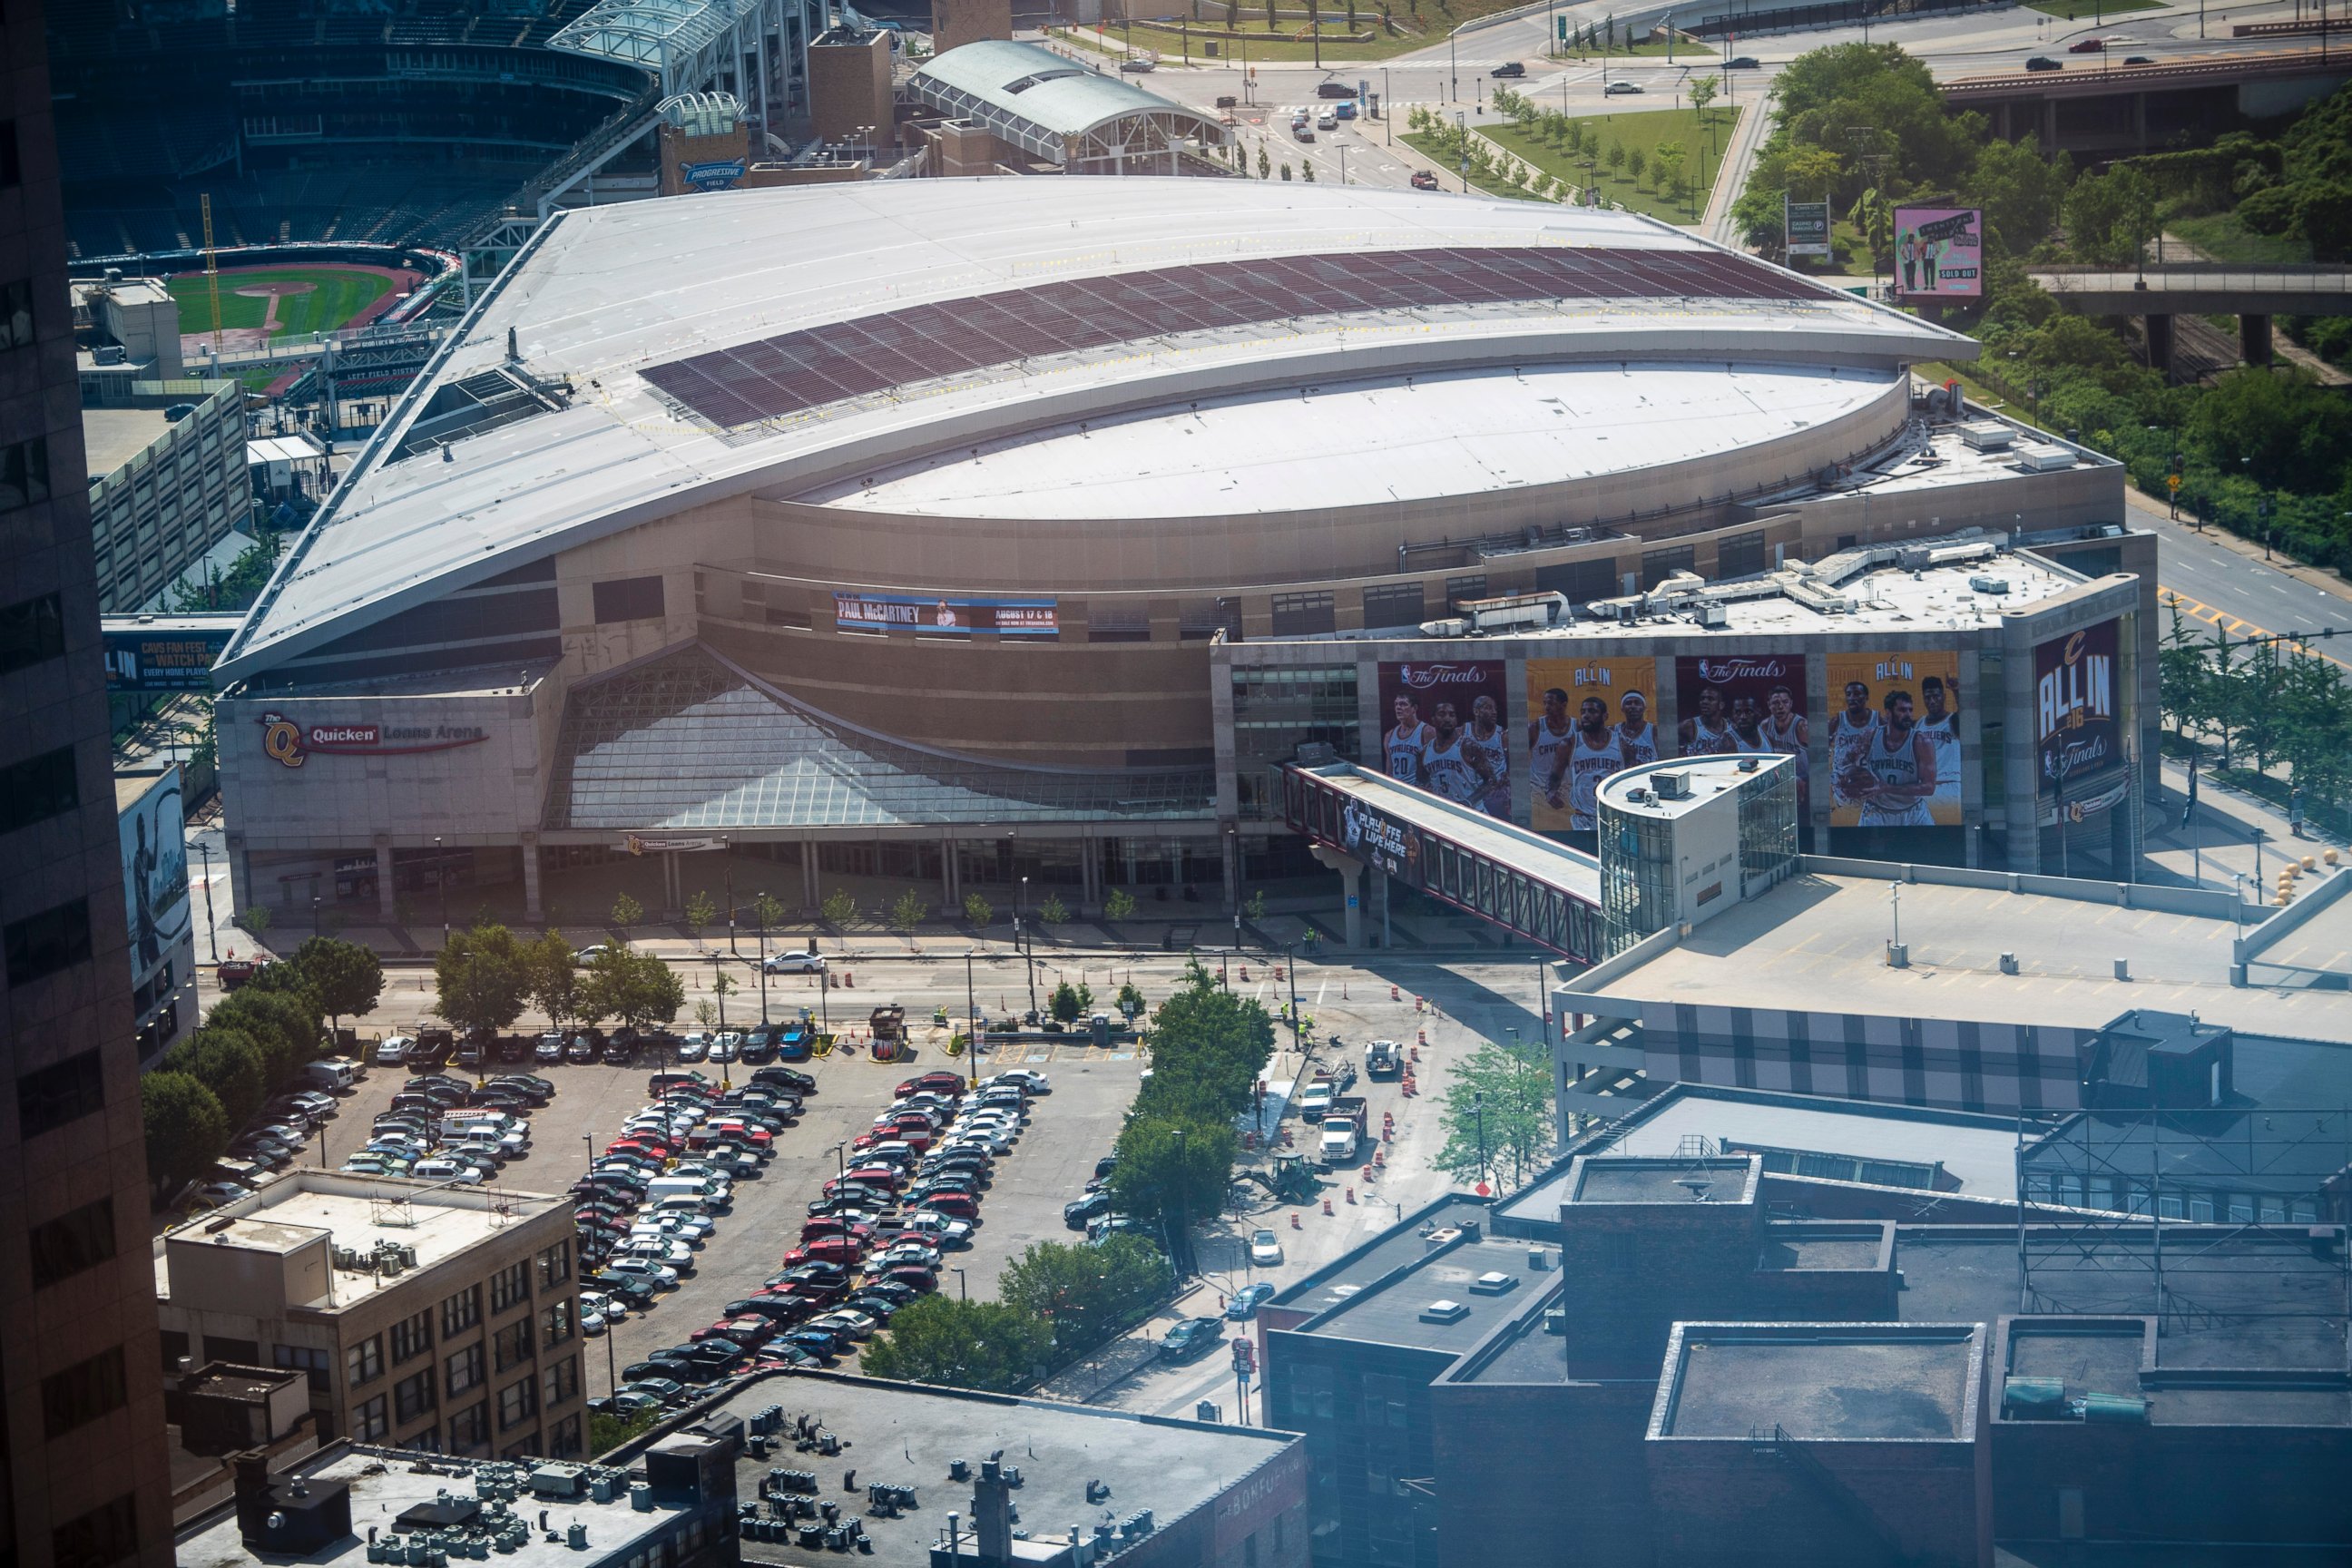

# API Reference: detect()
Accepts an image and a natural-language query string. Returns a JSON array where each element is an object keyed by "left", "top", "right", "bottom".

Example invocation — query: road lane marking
[{"left": 2160, "top": 588, "right": 2350, "bottom": 671}]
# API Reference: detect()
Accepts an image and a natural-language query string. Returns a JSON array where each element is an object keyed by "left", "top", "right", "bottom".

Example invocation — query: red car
[
  {"left": 781, "top": 1237, "right": 866, "bottom": 1268},
  {"left": 844, "top": 1165, "right": 906, "bottom": 1193},
  {"left": 800, "top": 1218, "right": 874, "bottom": 1244},
  {"left": 2067, "top": 34, "right": 2104, "bottom": 50},
  {"left": 897, "top": 1072, "right": 967, "bottom": 1099},
  {"left": 1410, "top": 170, "right": 1439, "bottom": 191},
  {"left": 915, "top": 1191, "right": 979, "bottom": 1220},
  {"left": 695, "top": 1314, "right": 778, "bottom": 1347}
]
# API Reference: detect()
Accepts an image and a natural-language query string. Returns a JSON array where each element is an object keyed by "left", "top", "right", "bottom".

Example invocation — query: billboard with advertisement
[
  {"left": 1674, "top": 654, "right": 1810, "bottom": 812},
  {"left": 1825, "top": 651, "right": 1964, "bottom": 827},
  {"left": 1336, "top": 795, "right": 1423, "bottom": 887},
  {"left": 119, "top": 768, "right": 190, "bottom": 981},
  {"left": 2035, "top": 620, "right": 2125, "bottom": 820},
  {"left": 1376, "top": 661, "right": 1511, "bottom": 818},
  {"left": 1784, "top": 198, "right": 1832, "bottom": 259},
  {"left": 1526, "top": 656, "right": 1659, "bottom": 831},
  {"left": 831, "top": 593, "right": 1059, "bottom": 636},
  {"left": 103, "top": 625, "right": 233, "bottom": 691},
  {"left": 1893, "top": 207, "right": 1984, "bottom": 299}
]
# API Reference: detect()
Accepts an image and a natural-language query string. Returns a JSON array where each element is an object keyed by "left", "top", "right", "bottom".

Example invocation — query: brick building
[{"left": 154, "top": 1171, "right": 588, "bottom": 1463}]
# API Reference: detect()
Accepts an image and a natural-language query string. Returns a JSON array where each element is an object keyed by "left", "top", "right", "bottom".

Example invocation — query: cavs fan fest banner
[
  {"left": 1525, "top": 657, "right": 1659, "bottom": 832},
  {"left": 1377, "top": 661, "right": 1511, "bottom": 818},
  {"left": 1673, "top": 654, "right": 1811, "bottom": 813},
  {"left": 1825, "top": 651, "right": 1964, "bottom": 827},
  {"left": 2035, "top": 620, "right": 2126, "bottom": 823}
]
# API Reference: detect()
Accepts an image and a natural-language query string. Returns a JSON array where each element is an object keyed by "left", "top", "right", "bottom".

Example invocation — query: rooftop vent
[
  {"left": 1957, "top": 420, "right": 2014, "bottom": 451},
  {"left": 1650, "top": 770, "right": 1692, "bottom": 801},
  {"left": 1418, "top": 1299, "right": 1470, "bottom": 1325},
  {"left": 1468, "top": 1271, "right": 1519, "bottom": 1296}
]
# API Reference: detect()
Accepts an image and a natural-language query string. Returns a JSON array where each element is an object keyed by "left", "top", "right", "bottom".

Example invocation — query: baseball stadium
[{"left": 203, "top": 179, "right": 2152, "bottom": 933}]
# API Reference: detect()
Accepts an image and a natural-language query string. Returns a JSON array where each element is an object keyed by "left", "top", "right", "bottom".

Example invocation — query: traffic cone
[
  {"left": 1374, "top": 1146, "right": 1387, "bottom": 1167},
  {"left": 1346, "top": 1187, "right": 1356, "bottom": 1204},
  {"left": 1290, "top": 1211, "right": 1302, "bottom": 1230},
  {"left": 1389, "top": 985, "right": 1399, "bottom": 1001},
  {"left": 1320, "top": 1196, "right": 1333, "bottom": 1216}
]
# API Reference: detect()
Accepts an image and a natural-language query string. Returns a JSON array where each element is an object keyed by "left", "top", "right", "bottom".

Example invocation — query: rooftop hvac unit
[
  {"left": 2012, "top": 442, "right": 2077, "bottom": 472},
  {"left": 1417, "top": 618, "right": 1469, "bottom": 638},
  {"left": 1958, "top": 420, "right": 2015, "bottom": 451},
  {"left": 1626, "top": 788, "right": 1652, "bottom": 805},
  {"left": 1468, "top": 1271, "right": 1519, "bottom": 1296},
  {"left": 1969, "top": 575, "right": 2012, "bottom": 595},
  {"left": 1690, "top": 603, "right": 1728, "bottom": 629},
  {"left": 1649, "top": 770, "right": 1692, "bottom": 800}
]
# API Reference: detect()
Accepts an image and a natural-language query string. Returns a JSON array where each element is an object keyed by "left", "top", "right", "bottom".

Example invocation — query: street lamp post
[
  {"left": 196, "top": 837, "right": 219, "bottom": 963},
  {"left": 434, "top": 835, "right": 448, "bottom": 946},
  {"left": 953, "top": 1267, "right": 968, "bottom": 1302},
  {"left": 1456, "top": 110, "right": 1469, "bottom": 191},
  {"left": 1171, "top": 1126, "right": 1190, "bottom": 1278},
  {"left": 965, "top": 949, "right": 983, "bottom": 1091}
]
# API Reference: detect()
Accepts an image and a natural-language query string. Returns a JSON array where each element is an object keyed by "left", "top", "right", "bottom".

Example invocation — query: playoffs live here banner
[
  {"left": 832, "top": 593, "right": 1059, "bottom": 636},
  {"left": 1825, "top": 651, "right": 1964, "bottom": 828},
  {"left": 1525, "top": 657, "right": 1659, "bottom": 832},
  {"left": 1377, "top": 661, "right": 1511, "bottom": 818}
]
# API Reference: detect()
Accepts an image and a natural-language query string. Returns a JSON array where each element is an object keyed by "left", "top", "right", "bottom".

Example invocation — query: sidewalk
[{"left": 2141, "top": 753, "right": 2343, "bottom": 899}]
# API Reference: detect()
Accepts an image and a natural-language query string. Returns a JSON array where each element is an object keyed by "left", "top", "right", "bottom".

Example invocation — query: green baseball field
[{"left": 167, "top": 265, "right": 394, "bottom": 338}]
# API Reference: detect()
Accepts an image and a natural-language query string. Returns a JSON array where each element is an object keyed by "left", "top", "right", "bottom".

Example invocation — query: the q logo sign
[{"left": 260, "top": 713, "right": 308, "bottom": 769}]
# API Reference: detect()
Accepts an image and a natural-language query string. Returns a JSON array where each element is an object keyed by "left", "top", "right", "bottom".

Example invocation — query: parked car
[
  {"left": 1063, "top": 1191, "right": 1115, "bottom": 1230},
  {"left": 752, "top": 1065, "right": 816, "bottom": 1094},
  {"left": 1226, "top": 1283, "right": 1278, "bottom": 1320},
  {"left": 1490, "top": 60, "right": 1524, "bottom": 76},
  {"left": 1118, "top": 54, "right": 1153, "bottom": 71},
  {"left": 193, "top": 1181, "right": 257, "bottom": 1206},
  {"left": 1250, "top": 1228, "right": 1285, "bottom": 1267},
  {"left": 762, "top": 949, "right": 828, "bottom": 974},
  {"left": 1161, "top": 1317, "right": 1225, "bottom": 1360},
  {"left": 566, "top": 1035, "right": 600, "bottom": 1064},
  {"left": 983, "top": 1069, "right": 1050, "bottom": 1096},
  {"left": 1316, "top": 80, "right": 1355, "bottom": 98},
  {"left": 536, "top": 1034, "right": 566, "bottom": 1063}
]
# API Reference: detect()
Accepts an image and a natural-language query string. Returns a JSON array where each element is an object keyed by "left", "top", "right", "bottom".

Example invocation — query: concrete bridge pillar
[
  {"left": 2145, "top": 312, "right": 2174, "bottom": 376},
  {"left": 1307, "top": 843, "right": 1366, "bottom": 947},
  {"left": 2239, "top": 313, "right": 2273, "bottom": 366},
  {"left": 2041, "top": 98, "right": 2058, "bottom": 152},
  {"left": 2132, "top": 92, "right": 2148, "bottom": 150}
]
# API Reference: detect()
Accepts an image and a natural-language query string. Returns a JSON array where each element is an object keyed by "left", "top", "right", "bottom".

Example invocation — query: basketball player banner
[
  {"left": 1825, "top": 651, "right": 1964, "bottom": 827},
  {"left": 1376, "top": 661, "right": 1512, "bottom": 819},
  {"left": 1673, "top": 654, "right": 1811, "bottom": 814},
  {"left": 1525, "top": 657, "right": 1661, "bottom": 832}
]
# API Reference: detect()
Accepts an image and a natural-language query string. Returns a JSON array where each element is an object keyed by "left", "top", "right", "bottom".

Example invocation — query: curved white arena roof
[
  {"left": 216, "top": 179, "right": 1976, "bottom": 684},
  {"left": 814, "top": 361, "right": 1904, "bottom": 519}
]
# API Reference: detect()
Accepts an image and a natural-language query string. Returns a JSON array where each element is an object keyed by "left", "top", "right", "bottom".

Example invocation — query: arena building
[{"left": 203, "top": 180, "right": 2145, "bottom": 930}]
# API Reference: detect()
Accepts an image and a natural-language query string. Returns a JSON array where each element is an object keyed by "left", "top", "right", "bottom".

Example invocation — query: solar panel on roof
[{"left": 639, "top": 246, "right": 1838, "bottom": 428}]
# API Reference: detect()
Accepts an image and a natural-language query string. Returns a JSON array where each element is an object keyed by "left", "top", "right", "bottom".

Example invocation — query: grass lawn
[
  {"left": 1401, "top": 131, "right": 1551, "bottom": 201},
  {"left": 166, "top": 266, "right": 392, "bottom": 339},
  {"left": 1469, "top": 103, "right": 1740, "bottom": 224},
  {"left": 2167, "top": 211, "right": 2314, "bottom": 266},
  {"left": 2020, "top": 0, "right": 2163, "bottom": 18},
  {"left": 1054, "top": 21, "right": 1712, "bottom": 64}
]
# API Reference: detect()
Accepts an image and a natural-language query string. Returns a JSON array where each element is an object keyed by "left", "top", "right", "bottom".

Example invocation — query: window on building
[
  {"left": 1716, "top": 532, "right": 1768, "bottom": 579},
  {"left": 447, "top": 1401, "right": 490, "bottom": 1454},
  {"left": 0, "top": 436, "right": 50, "bottom": 512},
  {"left": 548, "top": 1413, "right": 583, "bottom": 1458},
  {"left": 400, "top": 1426, "right": 442, "bottom": 1454},
  {"left": 542, "top": 1355, "right": 578, "bottom": 1407},
  {"left": 41, "top": 1348, "right": 128, "bottom": 1438},
  {"left": 1360, "top": 583, "right": 1425, "bottom": 630},
  {"left": 390, "top": 1309, "right": 433, "bottom": 1365},
  {"left": 0, "top": 746, "right": 79, "bottom": 836},
  {"left": 28, "top": 1196, "right": 115, "bottom": 1289},
  {"left": 16, "top": 1047, "right": 103, "bottom": 1138},
  {"left": 1086, "top": 603, "right": 1151, "bottom": 643},
  {"left": 0, "top": 593, "right": 64, "bottom": 677},
  {"left": 353, "top": 1394, "right": 390, "bottom": 1442},
  {"left": 492, "top": 1318, "right": 534, "bottom": 1373},
  {"left": 394, "top": 1367, "right": 436, "bottom": 1425},
  {"left": 5, "top": 898, "right": 93, "bottom": 988},
  {"left": 441, "top": 1285, "right": 480, "bottom": 1338},
  {"left": 446, "top": 1344, "right": 485, "bottom": 1398},
  {"left": 1269, "top": 591, "right": 1337, "bottom": 638},
  {"left": 1640, "top": 545, "right": 1695, "bottom": 590},
  {"left": 1179, "top": 596, "right": 1241, "bottom": 642},
  {"left": 534, "top": 1240, "right": 572, "bottom": 1290},
  {"left": 270, "top": 1344, "right": 331, "bottom": 1395},
  {"left": 347, "top": 1336, "right": 385, "bottom": 1387},
  {"left": 205, "top": 1336, "right": 259, "bottom": 1366},
  {"left": 501, "top": 1436, "right": 540, "bottom": 1461},
  {"left": 51, "top": 1492, "right": 137, "bottom": 1568},
  {"left": 489, "top": 1259, "right": 531, "bottom": 1315},
  {"left": 1444, "top": 574, "right": 1487, "bottom": 604},
  {"left": 497, "top": 1377, "right": 537, "bottom": 1430},
  {"left": 592, "top": 575, "right": 665, "bottom": 624},
  {"left": 541, "top": 1298, "right": 573, "bottom": 1350},
  {"left": 0, "top": 279, "right": 34, "bottom": 349}
]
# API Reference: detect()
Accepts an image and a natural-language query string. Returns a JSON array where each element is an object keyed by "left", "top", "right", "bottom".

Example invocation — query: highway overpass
[
  {"left": 2026, "top": 267, "right": 2352, "bottom": 373},
  {"left": 1942, "top": 51, "right": 2352, "bottom": 152}
]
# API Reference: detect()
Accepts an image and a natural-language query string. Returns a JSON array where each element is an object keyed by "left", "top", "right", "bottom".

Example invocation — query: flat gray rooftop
[
  {"left": 1301, "top": 1238, "right": 1562, "bottom": 1356},
  {"left": 83, "top": 407, "right": 172, "bottom": 476},
  {"left": 710, "top": 1372, "right": 1297, "bottom": 1568},
  {"left": 1577, "top": 873, "right": 2352, "bottom": 1044},
  {"left": 1572, "top": 1158, "right": 1756, "bottom": 1206},
  {"left": 1758, "top": 1231, "right": 1885, "bottom": 1271},
  {"left": 1661, "top": 1327, "right": 1979, "bottom": 1441},
  {"left": 1271, "top": 1196, "right": 1494, "bottom": 1317}
]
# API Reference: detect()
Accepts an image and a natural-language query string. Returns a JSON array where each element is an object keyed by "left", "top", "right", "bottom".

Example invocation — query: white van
[
  {"left": 647, "top": 1175, "right": 730, "bottom": 1208},
  {"left": 303, "top": 1060, "right": 358, "bottom": 1093}
]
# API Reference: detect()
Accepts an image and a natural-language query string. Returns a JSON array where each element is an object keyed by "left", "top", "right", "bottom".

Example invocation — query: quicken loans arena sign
[{"left": 260, "top": 714, "right": 490, "bottom": 769}]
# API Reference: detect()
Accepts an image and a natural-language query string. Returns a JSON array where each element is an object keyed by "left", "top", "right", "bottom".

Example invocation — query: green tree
[
  {"left": 858, "top": 1296, "right": 1052, "bottom": 1391},
  {"left": 1039, "top": 893, "right": 1069, "bottom": 925},
  {"left": 238, "top": 906, "right": 272, "bottom": 942},
  {"left": 610, "top": 892, "right": 643, "bottom": 935},
  {"left": 1051, "top": 980, "right": 1083, "bottom": 1024},
  {"left": 1605, "top": 140, "right": 1626, "bottom": 180},
  {"left": 1626, "top": 146, "right": 1647, "bottom": 186},
  {"left": 2157, "top": 598, "right": 2210, "bottom": 743},
  {"left": 288, "top": 936, "right": 383, "bottom": 1034},
  {"left": 207, "top": 986, "right": 323, "bottom": 1083},
  {"left": 588, "top": 1406, "right": 662, "bottom": 1456},
  {"left": 820, "top": 888, "right": 858, "bottom": 928},
  {"left": 143, "top": 1072, "right": 229, "bottom": 1198},
  {"left": 1849, "top": 185, "right": 1894, "bottom": 270},
  {"left": 1434, "top": 1036, "right": 1556, "bottom": 1190},
  {"left": 2277, "top": 645, "right": 2352, "bottom": 817},
  {"left": 2063, "top": 162, "right": 2160, "bottom": 267},
  {"left": 963, "top": 891, "right": 995, "bottom": 928},
  {"left": 434, "top": 922, "right": 527, "bottom": 1040},
  {"left": 1109, "top": 1113, "right": 1237, "bottom": 1270},
  {"left": 750, "top": 892, "right": 788, "bottom": 936},
  {"left": 1688, "top": 74, "right": 1717, "bottom": 122},
  {"left": 1103, "top": 888, "right": 1137, "bottom": 922},
  {"left": 683, "top": 889, "right": 716, "bottom": 937},
  {"left": 162, "top": 1025, "right": 269, "bottom": 1128},
  {"left": 1965, "top": 137, "right": 2073, "bottom": 255},
  {"left": 1117, "top": 980, "right": 1147, "bottom": 1016},
  {"left": 585, "top": 947, "right": 686, "bottom": 1033},
  {"left": 890, "top": 890, "right": 929, "bottom": 941},
  {"left": 521, "top": 929, "right": 580, "bottom": 1032},
  {"left": 1001, "top": 1236, "right": 1173, "bottom": 1357},
  {"left": 1258, "top": 142, "right": 1271, "bottom": 180}
]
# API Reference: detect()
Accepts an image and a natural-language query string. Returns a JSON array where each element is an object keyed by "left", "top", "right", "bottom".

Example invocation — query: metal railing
[{"left": 2028, "top": 265, "right": 2352, "bottom": 297}]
